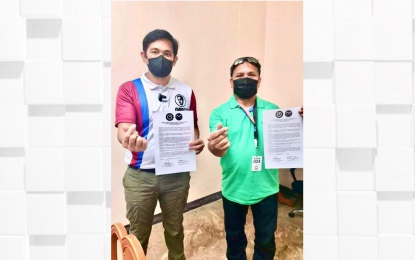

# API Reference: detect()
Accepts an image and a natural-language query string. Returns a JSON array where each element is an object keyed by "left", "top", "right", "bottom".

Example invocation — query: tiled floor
[{"left": 146, "top": 199, "right": 303, "bottom": 260}]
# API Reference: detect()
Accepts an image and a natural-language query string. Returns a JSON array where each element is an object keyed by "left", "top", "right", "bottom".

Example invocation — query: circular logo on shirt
[
  {"left": 285, "top": 110, "right": 292, "bottom": 117},
  {"left": 175, "top": 94, "right": 186, "bottom": 107},
  {"left": 276, "top": 111, "right": 283, "bottom": 118},
  {"left": 175, "top": 113, "right": 183, "bottom": 121},
  {"left": 166, "top": 113, "right": 174, "bottom": 121}
]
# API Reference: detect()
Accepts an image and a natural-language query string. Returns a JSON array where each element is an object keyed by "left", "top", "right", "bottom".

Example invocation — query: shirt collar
[
  {"left": 141, "top": 72, "right": 176, "bottom": 90},
  {"left": 228, "top": 95, "right": 265, "bottom": 109},
  {"left": 228, "top": 94, "right": 239, "bottom": 108}
]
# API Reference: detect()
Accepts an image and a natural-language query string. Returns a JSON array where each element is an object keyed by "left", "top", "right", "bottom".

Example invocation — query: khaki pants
[{"left": 123, "top": 167, "right": 190, "bottom": 260}]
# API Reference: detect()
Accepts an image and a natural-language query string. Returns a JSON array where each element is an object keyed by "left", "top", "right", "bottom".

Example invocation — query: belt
[{"left": 128, "top": 165, "right": 156, "bottom": 173}]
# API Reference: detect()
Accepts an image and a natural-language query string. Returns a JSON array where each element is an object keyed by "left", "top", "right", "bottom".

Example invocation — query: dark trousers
[{"left": 223, "top": 193, "right": 278, "bottom": 260}]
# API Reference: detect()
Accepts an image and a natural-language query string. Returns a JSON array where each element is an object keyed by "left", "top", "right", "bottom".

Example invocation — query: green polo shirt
[{"left": 209, "top": 95, "right": 279, "bottom": 205}]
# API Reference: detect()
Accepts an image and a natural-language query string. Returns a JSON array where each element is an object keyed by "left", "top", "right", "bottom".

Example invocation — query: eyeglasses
[{"left": 230, "top": 57, "right": 261, "bottom": 77}]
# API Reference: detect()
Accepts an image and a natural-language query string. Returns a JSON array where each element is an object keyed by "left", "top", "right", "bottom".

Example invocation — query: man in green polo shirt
[{"left": 208, "top": 57, "right": 302, "bottom": 260}]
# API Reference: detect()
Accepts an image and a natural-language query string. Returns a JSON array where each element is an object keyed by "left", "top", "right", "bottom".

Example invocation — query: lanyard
[{"left": 240, "top": 100, "right": 258, "bottom": 149}]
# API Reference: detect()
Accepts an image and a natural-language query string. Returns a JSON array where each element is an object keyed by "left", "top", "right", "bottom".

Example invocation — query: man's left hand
[{"left": 189, "top": 139, "right": 205, "bottom": 155}]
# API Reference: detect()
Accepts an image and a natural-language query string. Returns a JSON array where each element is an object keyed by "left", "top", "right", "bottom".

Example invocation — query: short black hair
[{"left": 143, "top": 29, "right": 179, "bottom": 57}]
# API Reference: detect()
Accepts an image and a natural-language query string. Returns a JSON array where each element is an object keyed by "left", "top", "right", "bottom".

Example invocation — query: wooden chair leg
[
  {"left": 111, "top": 223, "right": 128, "bottom": 260},
  {"left": 121, "top": 234, "right": 146, "bottom": 260}
]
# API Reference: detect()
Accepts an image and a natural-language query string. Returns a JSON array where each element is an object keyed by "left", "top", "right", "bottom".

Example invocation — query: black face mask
[
  {"left": 233, "top": 78, "right": 258, "bottom": 99},
  {"left": 147, "top": 55, "right": 173, "bottom": 78}
]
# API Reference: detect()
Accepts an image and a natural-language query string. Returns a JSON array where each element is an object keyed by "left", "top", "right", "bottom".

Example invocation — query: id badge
[{"left": 252, "top": 156, "right": 262, "bottom": 171}]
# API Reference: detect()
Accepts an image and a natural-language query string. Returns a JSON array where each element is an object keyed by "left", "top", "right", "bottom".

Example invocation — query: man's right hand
[
  {"left": 121, "top": 124, "right": 148, "bottom": 152},
  {"left": 207, "top": 123, "right": 230, "bottom": 156}
]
